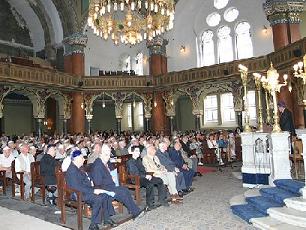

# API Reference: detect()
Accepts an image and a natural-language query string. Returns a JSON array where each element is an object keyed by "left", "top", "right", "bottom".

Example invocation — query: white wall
[
  {"left": 166, "top": 0, "right": 274, "bottom": 72},
  {"left": 84, "top": 0, "right": 274, "bottom": 74},
  {"left": 84, "top": 29, "right": 150, "bottom": 76}
]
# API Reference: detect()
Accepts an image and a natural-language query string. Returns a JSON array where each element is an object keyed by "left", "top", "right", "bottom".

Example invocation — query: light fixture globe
[{"left": 88, "top": 0, "right": 175, "bottom": 46}]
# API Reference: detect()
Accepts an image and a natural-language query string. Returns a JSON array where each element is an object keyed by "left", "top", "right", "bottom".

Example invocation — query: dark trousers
[
  {"left": 181, "top": 169, "right": 194, "bottom": 188},
  {"left": 111, "top": 186, "right": 140, "bottom": 217},
  {"left": 86, "top": 193, "right": 115, "bottom": 224},
  {"left": 140, "top": 176, "right": 167, "bottom": 206},
  {"left": 176, "top": 172, "right": 187, "bottom": 191}
]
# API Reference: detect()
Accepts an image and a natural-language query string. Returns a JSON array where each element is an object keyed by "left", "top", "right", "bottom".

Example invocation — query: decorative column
[
  {"left": 63, "top": 32, "right": 88, "bottom": 134},
  {"left": 184, "top": 86, "right": 203, "bottom": 132},
  {"left": 254, "top": 74, "right": 264, "bottom": 131},
  {"left": 62, "top": 94, "right": 72, "bottom": 136},
  {"left": 163, "top": 91, "right": 176, "bottom": 135},
  {"left": 112, "top": 92, "right": 128, "bottom": 135},
  {"left": 263, "top": 0, "right": 304, "bottom": 115},
  {"left": 143, "top": 93, "right": 153, "bottom": 132},
  {"left": 31, "top": 90, "right": 51, "bottom": 138},
  {"left": 84, "top": 94, "right": 96, "bottom": 135},
  {"left": 147, "top": 36, "right": 168, "bottom": 134},
  {"left": 0, "top": 86, "right": 12, "bottom": 135},
  {"left": 232, "top": 82, "right": 243, "bottom": 130}
]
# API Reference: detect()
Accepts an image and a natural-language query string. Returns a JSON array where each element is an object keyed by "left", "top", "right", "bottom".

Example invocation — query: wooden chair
[
  {"left": 115, "top": 160, "right": 141, "bottom": 205},
  {"left": 202, "top": 141, "right": 217, "bottom": 164},
  {"left": 290, "top": 138, "right": 304, "bottom": 179},
  {"left": 0, "top": 170, "right": 7, "bottom": 195},
  {"left": 11, "top": 161, "right": 25, "bottom": 200},
  {"left": 30, "top": 161, "right": 46, "bottom": 204},
  {"left": 56, "top": 169, "right": 86, "bottom": 230},
  {"left": 56, "top": 168, "right": 123, "bottom": 230}
]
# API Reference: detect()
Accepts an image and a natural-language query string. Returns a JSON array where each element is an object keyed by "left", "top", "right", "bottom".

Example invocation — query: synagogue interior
[{"left": 0, "top": 0, "right": 306, "bottom": 230}]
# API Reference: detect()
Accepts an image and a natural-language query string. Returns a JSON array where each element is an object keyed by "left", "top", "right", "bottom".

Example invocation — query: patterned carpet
[{"left": 114, "top": 165, "right": 256, "bottom": 230}]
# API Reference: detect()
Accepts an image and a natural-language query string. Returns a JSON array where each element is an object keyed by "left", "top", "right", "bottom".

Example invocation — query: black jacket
[
  {"left": 40, "top": 154, "right": 57, "bottom": 185},
  {"left": 279, "top": 108, "right": 295, "bottom": 135}
]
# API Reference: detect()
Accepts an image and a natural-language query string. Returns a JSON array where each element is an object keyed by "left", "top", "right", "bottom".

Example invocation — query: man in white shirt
[
  {"left": 8, "top": 141, "right": 19, "bottom": 158},
  {"left": 0, "top": 146, "right": 14, "bottom": 178},
  {"left": 15, "top": 143, "right": 34, "bottom": 199}
]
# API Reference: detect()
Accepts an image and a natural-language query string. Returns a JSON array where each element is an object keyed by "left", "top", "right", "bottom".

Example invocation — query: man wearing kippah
[
  {"left": 277, "top": 101, "right": 295, "bottom": 135},
  {"left": 65, "top": 150, "right": 116, "bottom": 230}
]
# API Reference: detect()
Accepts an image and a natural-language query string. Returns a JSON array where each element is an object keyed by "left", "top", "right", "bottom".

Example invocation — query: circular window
[
  {"left": 214, "top": 0, "right": 229, "bottom": 10},
  {"left": 206, "top": 12, "right": 221, "bottom": 27},
  {"left": 224, "top": 7, "right": 239, "bottom": 22}
]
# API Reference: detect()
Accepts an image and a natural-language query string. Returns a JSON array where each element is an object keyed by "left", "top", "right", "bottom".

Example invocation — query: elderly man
[
  {"left": 65, "top": 150, "right": 116, "bottom": 230},
  {"left": 127, "top": 146, "right": 168, "bottom": 210},
  {"left": 156, "top": 142, "right": 187, "bottom": 197},
  {"left": 143, "top": 145, "right": 182, "bottom": 203},
  {"left": 169, "top": 142, "right": 194, "bottom": 193},
  {"left": 278, "top": 101, "right": 295, "bottom": 135},
  {"left": 0, "top": 146, "right": 14, "bottom": 178},
  {"left": 91, "top": 144, "right": 144, "bottom": 220},
  {"left": 15, "top": 143, "right": 34, "bottom": 200},
  {"left": 87, "top": 143, "right": 102, "bottom": 164},
  {"left": 40, "top": 144, "right": 58, "bottom": 205}
]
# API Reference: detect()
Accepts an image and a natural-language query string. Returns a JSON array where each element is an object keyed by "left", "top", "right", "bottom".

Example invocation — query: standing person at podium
[{"left": 278, "top": 101, "right": 295, "bottom": 135}]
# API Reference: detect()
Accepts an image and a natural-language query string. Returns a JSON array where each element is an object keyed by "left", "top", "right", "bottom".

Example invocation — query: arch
[
  {"left": 217, "top": 25, "right": 233, "bottom": 63},
  {"left": 199, "top": 30, "right": 215, "bottom": 67},
  {"left": 235, "top": 21, "right": 253, "bottom": 60}
]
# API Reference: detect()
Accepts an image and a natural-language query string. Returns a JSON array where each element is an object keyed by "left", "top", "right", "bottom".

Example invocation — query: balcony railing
[{"left": 0, "top": 37, "right": 305, "bottom": 90}]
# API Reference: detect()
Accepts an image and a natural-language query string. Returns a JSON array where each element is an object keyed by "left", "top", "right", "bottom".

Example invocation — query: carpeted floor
[
  {"left": 114, "top": 164, "right": 255, "bottom": 230},
  {"left": 0, "top": 162, "right": 255, "bottom": 230},
  {"left": 0, "top": 206, "right": 66, "bottom": 230}
]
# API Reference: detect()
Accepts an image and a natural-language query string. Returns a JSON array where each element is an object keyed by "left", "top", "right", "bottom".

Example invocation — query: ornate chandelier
[{"left": 87, "top": 0, "right": 175, "bottom": 45}]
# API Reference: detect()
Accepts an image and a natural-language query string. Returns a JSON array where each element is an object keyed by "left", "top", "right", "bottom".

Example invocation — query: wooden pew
[
  {"left": 11, "top": 161, "right": 25, "bottom": 200},
  {"left": 0, "top": 170, "right": 7, "bottom": 195},
  {"left": 30, "top": 161, "right": 46, "bottom": 204}
]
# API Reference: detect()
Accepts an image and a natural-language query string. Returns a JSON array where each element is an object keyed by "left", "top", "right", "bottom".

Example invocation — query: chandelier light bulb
[
  {"left": 145, "top": 1, "right": 148, "bottom": 9},
  {"left": 120, "top": 2, "right": 124, "bottom": 11},
  {"left": 154, "top": 4, "right": 158, "bottom": 12},
  {"left": 161, "top": 7, "right": 165, "bottom": 15},
  {"left": 95, "top": 5, "right": 99, "bottom": 12},
  {"left": 102, "top": 102, "right": 106, "bottom": 108},
  {"left": 114, "top": 2, "right": 118, "bottom": 11},
  {"left": 102, "top": 6, "right": 106, "bottom": 14},
  {"left": 298, "top": 61, "right": 304, "bottom": 69},
  {"left": 138, "top": 0, "right": 141, "bottom": 9},
  {"left": 294, "top": 64, "right": 298, "bottom": 71},
  {"left": 150, "top": 2, "right": 154, "bottom": 11},
  {"left": 131, "top": 1, "right": 135, "bottom": 10}
]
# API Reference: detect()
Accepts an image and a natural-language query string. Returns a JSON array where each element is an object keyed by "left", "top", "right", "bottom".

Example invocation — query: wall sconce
[
  {"left": 180, "top": 45, "right": 186, "bottom": 53},
  {"left": 154, "top": 101, "right": 157, "bottom": 107}
]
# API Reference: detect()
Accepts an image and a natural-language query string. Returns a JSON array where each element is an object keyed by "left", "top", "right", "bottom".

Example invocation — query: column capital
[
  {"left": 63, "top": 32, "right": 88, "bottom": 56},
  {"left": 146, "top": 36, "right": 168, "bottom": 56},
  {"left": 263, "top": 0, "right": 304, "bottom": 25},
  {"left": 162, "top": 91, "right": 176, "bottom": 117}
]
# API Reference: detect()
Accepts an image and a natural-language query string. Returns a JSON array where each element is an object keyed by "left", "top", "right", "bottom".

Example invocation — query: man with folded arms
[
  {"left": 65, "top": 150, "right": 116, "bottom": 230},
  {"left": 127, "top": 146, "right": 169, "bottom": 210},
  {"left": 91, "top": 144, "right": 145, "bottom": 221}
]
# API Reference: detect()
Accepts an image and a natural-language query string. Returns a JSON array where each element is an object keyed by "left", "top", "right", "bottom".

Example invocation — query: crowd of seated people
[{"left": 0, "top": 128, "right": 242, "bottom": 229}]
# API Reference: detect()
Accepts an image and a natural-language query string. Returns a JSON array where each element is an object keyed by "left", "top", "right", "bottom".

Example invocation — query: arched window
[
  {"left": 217, "top": 25, "right": 233, "bottom": 63},
  {"left": 236, "top": 22, "right": 253, "bottom": 59},
  {"left": 135, "top": 52, "right": 143, "bottom": 75},
  {"left": 206, "top": 12, "right": 221, "bottom": 27},
  {"left": 224, "top": 7, "right": 239, "bottom": 22},
  {"left": 200, "top": 30, "right": 215, "bottom": 67}
]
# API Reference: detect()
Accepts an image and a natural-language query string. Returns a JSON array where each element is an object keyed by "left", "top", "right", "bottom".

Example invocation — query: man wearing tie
[
  {"left": 65, "top": 150, "right": 116, "bottom": 230},
  {"left": 91, "top": 144, "right": 145, "bottom": 220}
]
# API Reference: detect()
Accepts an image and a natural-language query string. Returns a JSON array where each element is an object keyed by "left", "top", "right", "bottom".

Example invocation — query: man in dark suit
[
  {"left": 91, "top": 144, "right": 144, "bottom": 220},
  {"left": 278, "top": 101, "right": 295, "bottom": 135},
  {"left": 156, "top": 142, "right": 187, "bottom": 196},
  {"left": 40, "top": 144, "right": 58, "bottom": 205},
  {"left": 65, "top": 150, "right": 116, "bottom": 230},
  {"left": 169, "top": 141, "right": 194, "bottom": 192},
  {"left": 126, "top": 146, "right": 168, "bottom": 210}
]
